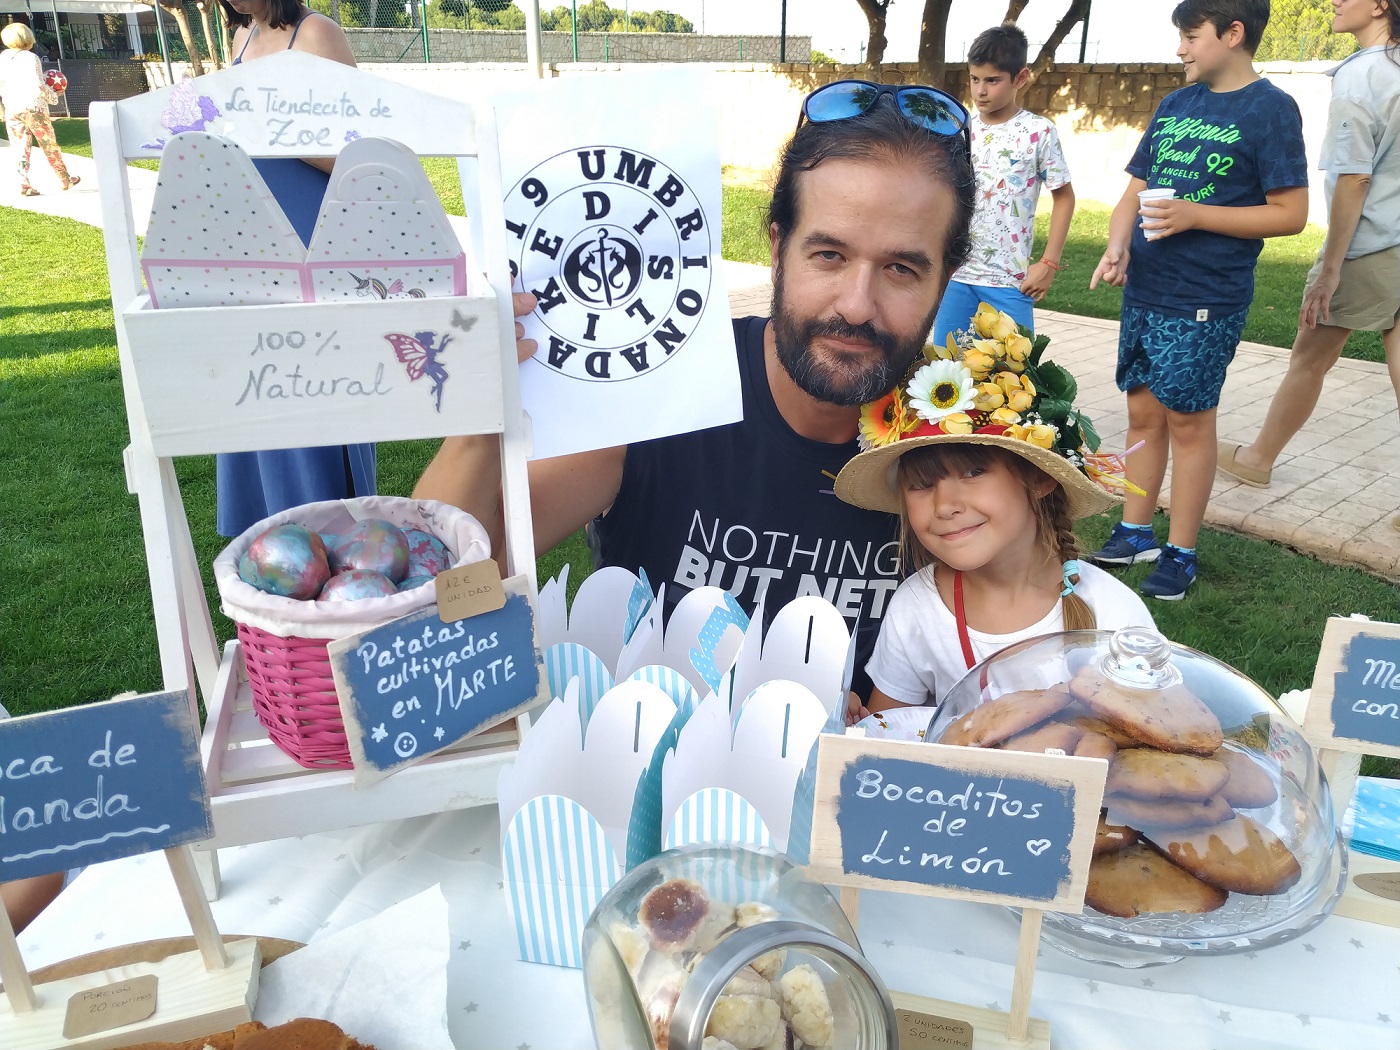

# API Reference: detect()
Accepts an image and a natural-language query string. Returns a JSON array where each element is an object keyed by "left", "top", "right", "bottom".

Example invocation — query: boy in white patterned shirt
[{"left": 932, "top": 24, "right": 1076, "bottom": 346}]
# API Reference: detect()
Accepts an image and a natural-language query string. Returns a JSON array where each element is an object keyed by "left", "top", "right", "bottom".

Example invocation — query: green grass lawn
[{"left": 2, "top": 129, "right": 1395, "bottom": 779}]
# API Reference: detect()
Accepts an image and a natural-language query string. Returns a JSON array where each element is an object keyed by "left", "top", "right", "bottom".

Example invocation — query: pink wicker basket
[{"left": 214, "top": 497, "right": 492, "bottom": 771}]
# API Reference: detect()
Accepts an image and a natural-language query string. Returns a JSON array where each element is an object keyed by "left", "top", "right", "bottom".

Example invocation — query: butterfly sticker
[{"left": 384, "top": 330, "right": 452, "bottom": 412}]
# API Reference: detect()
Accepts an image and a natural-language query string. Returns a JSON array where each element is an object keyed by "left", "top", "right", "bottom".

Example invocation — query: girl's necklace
[{"left": 953, "top": 570, "right": 975, "bottom": 671}]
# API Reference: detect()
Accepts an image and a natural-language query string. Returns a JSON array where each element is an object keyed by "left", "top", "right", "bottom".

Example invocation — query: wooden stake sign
[
  {"left": 809, "top": 734, "right": 1107, "bottom": 1049},
  {"left": 329, "top": 574, "right": 549, "bottom": 787},
  {"left": 1303, "top": 616, "right": 1400, "bottom": 927},
  {"left": 0, "top": 691, "right": 260, "bottom": 1048}
]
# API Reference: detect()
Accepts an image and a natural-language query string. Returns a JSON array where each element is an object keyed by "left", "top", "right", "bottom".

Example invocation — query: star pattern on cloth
[
  {"left": 458, "top": 940, "right": 472, "bottom": 950},
  {"left": 986, "top": 1002, "right": 1001, "bottom": 1012},
  {"left": 1244, "top": 952, "right": 1258, "bottom": 960},
  {"left": 464, "top": 1003, "right": 478, "bottom": 1013},
  {"left": 94, "top": 932, "right": 105, "bottom": 941},
  {"left": 1350, "top": 938, "right": 1364, "bottom": 949},
  {"left": 1140, "top": 978, "right": 1155, "bottom": 988},
  {"left": 1380, "top": 1014, "right": 1392, "bottom": 1023},
  {"left": 335, "top": 853, "right": 348, "bottom": 862},
  {"left": 882, "top": 940, "right": 894, "bottom": 948},
  {"left": 1085, "top": 980, "right": 1099, "bottom": 994},
  {"left": 1303, "top": 943, "right": 1317, "bottom": 953},
  {"left": 1217, "top": 1010, "right": 1231, "bottom": 1023},
  {"left": 518, "top": 1044, "right": 530, "bottom": 1049},
  {"left": 1297, "top": 1015, "right": 1311, "bottom": 1026},
  {"left": 470, "top": 846, "right": 482, "bottom": 855},
  {"left": 952, "top": 948, "right": 965, "bottom": 955},
  {"left": 268, "top": 896, "right": 282, "bottom": 906}
]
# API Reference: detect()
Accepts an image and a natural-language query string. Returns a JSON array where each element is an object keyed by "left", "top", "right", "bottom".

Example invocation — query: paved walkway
[
  {"left": 8, "top": 153, "right": 1396, "bottom": 579},
  {"left": 725, "top": 262, "right": 1400, "bottom": 581}
]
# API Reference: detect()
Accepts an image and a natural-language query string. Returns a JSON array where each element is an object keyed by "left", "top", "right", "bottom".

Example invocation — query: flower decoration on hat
[{"left": 855, "top": 303, "right": 1145, "bottom": 499}]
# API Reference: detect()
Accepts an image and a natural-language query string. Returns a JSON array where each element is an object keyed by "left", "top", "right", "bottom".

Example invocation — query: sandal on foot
[
  {"left": 20, "top": 187, "right": 38, "bottom": 196},
  {"left": 1217, "top": 441, "right": 1271, "bottom": 487},
  {"left": 63, "top": 175, "right": 80, "bottom": 190}
]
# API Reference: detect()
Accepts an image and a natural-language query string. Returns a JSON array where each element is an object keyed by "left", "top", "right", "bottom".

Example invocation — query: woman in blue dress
[{"left": 214, "top": 0, "right": 376, "bottom": 536}]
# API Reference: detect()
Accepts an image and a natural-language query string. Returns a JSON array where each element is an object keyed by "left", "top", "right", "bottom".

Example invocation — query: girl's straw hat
[{"left": 834, "top": 302, "right": 1137, "bottom": 520}]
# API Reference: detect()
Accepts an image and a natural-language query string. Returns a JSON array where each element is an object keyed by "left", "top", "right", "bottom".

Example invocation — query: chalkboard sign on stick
[
  {"left": 329, "top": 575, "right": 549, "bottom": 788},
  {"left": 808, "top": 735, "right": 1106, "bottom": 912},
  {"left": 1304, "top": 617, "right": 1400, "bottom": 761},
  {"left": 0, "top": 690, "right": 212, "bottom": 883}
]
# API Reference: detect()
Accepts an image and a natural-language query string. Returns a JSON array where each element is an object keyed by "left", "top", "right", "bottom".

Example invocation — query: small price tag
[
  {"left": 435, "top": 559, "right": 505, "bottom": 623},
  {"left": 1355, "top": 872, "right": 1400, "bottom": 902},
  {"left": 897, "top": 1007, "right": 973, "bottom": 1050},
  {"left": 63, "top": 974, "right": 158, "bottom": 1038}
]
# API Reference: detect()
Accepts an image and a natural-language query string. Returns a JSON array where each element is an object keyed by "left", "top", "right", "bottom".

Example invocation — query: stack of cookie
[{"left": 939, "top": 669, "right": 1302, "bottom": 918}]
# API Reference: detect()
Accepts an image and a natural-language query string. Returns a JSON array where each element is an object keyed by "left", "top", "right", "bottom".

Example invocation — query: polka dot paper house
[
  {"left": 306, "top": 136, "right": 468, "bottom": 302},
  {"left": 141, "top": 132, "right": 306, "bottom": 308},
  {"left": 139, "top": 132, "right": 466, "bottom": 308}
]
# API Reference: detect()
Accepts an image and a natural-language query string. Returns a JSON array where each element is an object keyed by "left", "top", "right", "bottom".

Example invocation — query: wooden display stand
[
  {"left": 0, "top": 693, "right": 260, "bottom": 1047},
  {"left": 1303, "top": 617, "right": 1400, "bottom": 927},
  {"left": 809, "top": 733, "right": 1108, "bottom": 1049},
  {"left": 90, "top": 52, "right": 537, "bottom": 894}
]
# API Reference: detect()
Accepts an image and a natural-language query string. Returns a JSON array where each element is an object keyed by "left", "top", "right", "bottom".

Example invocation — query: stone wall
[{"left": 342, "top": 30, "right": 810, "bottom": 64}]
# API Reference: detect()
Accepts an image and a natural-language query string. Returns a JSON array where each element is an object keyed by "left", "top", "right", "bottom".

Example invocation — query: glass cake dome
[
  {"left": 924, "top": 626, "right": 1347, "bottom": 966},
  {"left": 581, "top": 844, "right": 900, "bottom": 1048}
]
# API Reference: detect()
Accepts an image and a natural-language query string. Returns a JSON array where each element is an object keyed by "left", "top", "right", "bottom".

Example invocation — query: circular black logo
[{"left": 505, "top": 146, "right": 713, "bottom": 383}]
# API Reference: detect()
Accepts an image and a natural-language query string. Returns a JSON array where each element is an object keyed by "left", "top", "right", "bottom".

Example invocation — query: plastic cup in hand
[{"left": 1138, "top": 187, "right": 1176, "bottom": 241}]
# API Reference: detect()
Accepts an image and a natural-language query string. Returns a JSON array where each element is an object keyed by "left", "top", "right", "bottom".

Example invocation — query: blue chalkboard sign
[
  {"left": 1328, "top": 630, "right": 1400, "bottom": 752},
  {"left": 809, "top": 736, "right": 1105, "bottom": 911},
  {"left": 328, "top": 583, "right": 546, "bottom": 783},
  {"left": 0, "top": 691, "right": 211, "bottom": 883}
]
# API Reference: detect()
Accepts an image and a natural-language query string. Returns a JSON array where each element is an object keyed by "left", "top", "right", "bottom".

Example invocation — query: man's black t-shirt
[{"left": 592, "top": 315, "right": 901, "bottom": 699}]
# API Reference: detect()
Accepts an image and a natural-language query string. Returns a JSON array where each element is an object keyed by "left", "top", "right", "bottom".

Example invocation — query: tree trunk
[
  {"left": 1030, "top": 0, "right": 1090, "bottom": 76},
  {"left": 854, "top": 0, "right": 890, "bottom": 68},
  {"left": 197, "top": 2, "right": 221, "bottom": 69},
  {"left": 160, "top": 0, "right": 206, "bottom": 75},
  {"left": 1003, "top": 0, "right": 1030, "bottom": 22},
  {"left": 918, "top": 0, "right": 954, "bottom": 86}
]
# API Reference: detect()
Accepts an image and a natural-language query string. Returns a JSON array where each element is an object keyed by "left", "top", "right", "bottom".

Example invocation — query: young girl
[{"left": 835, "top": 310, "right": 1154, "bottom": 713}]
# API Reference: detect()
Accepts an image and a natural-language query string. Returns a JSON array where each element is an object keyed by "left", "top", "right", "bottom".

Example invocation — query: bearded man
[{"left": 416, "top": 84, "right": 975, "bottom": 700}]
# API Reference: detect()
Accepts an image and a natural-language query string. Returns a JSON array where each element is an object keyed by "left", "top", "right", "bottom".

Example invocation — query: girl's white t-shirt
[{"left": 866, "top": 562, "right": 1155, "bottom": 708}]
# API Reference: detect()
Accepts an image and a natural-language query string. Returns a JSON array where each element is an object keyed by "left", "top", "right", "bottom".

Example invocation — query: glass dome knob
[{"left": 1102, "top": 626, "right": 1182, "bottom": 689}]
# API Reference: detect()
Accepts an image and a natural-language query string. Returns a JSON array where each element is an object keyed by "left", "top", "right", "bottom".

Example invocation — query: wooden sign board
[
  {"left": 808, "top": 736, "right": 1106, "bottom": 913},
  {"left": 1304, "top": 617, "right": 1400, "bottom": 760},
  {"left": 328, "top": 575, "right": 548, "bottom": 787},
  {"left": 0, "top": 691, "right": 212, "bottom": 883},
  {"left": 122, "top": 295, "right": 503, "bottom": 458}
]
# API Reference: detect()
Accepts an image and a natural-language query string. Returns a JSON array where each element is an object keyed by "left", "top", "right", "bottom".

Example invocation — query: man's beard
[{"left": 770, "top": 263, "right": 934, "bottom": 407}]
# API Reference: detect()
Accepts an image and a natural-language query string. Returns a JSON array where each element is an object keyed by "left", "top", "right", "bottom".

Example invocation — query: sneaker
[
  {"left": 1140, "top": 546, "right": 1197, "bottom": 601},
  {"left": 1088, "top": 523, "right": 1161, "bottom": 567}
]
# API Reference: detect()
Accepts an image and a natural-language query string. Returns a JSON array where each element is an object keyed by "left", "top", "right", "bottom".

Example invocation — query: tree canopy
[
  {"left": 434, "top": 0, "right": 694, "bottom": 32},
  {"left": 1255, "top": 0, "right": 1358, "bottom": 62}
]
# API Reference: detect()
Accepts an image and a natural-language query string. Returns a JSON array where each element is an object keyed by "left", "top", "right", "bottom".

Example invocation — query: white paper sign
[{"left": 494, "top": 69, "right": 742, "bottom": 459}]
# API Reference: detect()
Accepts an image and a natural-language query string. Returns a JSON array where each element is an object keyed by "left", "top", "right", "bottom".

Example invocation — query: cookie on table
[
  {"left": 1086, "top": 843, "right": 1229, "bottom": 917},
  {"left": 1145, "top": 815, "right": 1302, "bottom": 896},
  {"left": 1093, "top": 813, "right": 1140, "bottom": 856},
  {"left": 1074, "top": 730, "right": 1118, "bottom": 762},
  {"left": 1106, "top": 793, "right": 1234, "bottom": 830},
  {"left": 1106, "top": 749, "right": 1230, "bottom": 802},
  {"left": 1069, "top": 670, "right": 1223, "bottom": 756},
  {"left": 1218, "top": 747, "right": 1279, "bottom": 808},
  {"left": 940, "top": 684, "right": 1073, "bottom": 748},
  {"left": 998, "top": 720, "right": 1082, "bottom": 754}
]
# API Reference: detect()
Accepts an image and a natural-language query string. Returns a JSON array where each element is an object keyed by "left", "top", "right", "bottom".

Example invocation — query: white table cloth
[{"left": 16, "top": 805, "right": 1400, "bottom": 1049}]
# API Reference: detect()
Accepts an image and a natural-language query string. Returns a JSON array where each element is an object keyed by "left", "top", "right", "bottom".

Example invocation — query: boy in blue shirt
[
  {"left": 1088, "top": 0, "right": 1308, "bottom": 600},
  {"left": 932, "top": 24, "right": 1075, "bottom": 346}
]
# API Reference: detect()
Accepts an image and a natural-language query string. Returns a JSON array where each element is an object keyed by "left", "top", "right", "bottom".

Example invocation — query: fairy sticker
[{"left": 385, "top": 330, "right": 451, "bottom": 411}]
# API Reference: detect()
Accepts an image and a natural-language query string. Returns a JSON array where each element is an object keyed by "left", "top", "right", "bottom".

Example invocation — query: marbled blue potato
[
  {"left": 403, "top": 527, "right": 453, "bottom": 578},
  {"left": 318, "top": 569, "right": 399, "bottom": 601},
  {"left": 238, "top": 524, "right": 331, "bottom": 600},
  {"left": 330, "top": 519, "right": 410, "bottom": 583}
]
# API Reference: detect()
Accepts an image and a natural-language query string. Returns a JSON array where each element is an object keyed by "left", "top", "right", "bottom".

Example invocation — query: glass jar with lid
[
  {"left": 925, "top": 626, "right": 1346, "bottom": 966},
  {"left": 582, "top": 844, "right": 899, "bottom": 1049}
]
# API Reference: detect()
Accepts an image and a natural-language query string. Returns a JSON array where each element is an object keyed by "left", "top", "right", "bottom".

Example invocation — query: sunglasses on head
[{"left": 799, "top": 80, "right": 972, "bottom": 153}]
